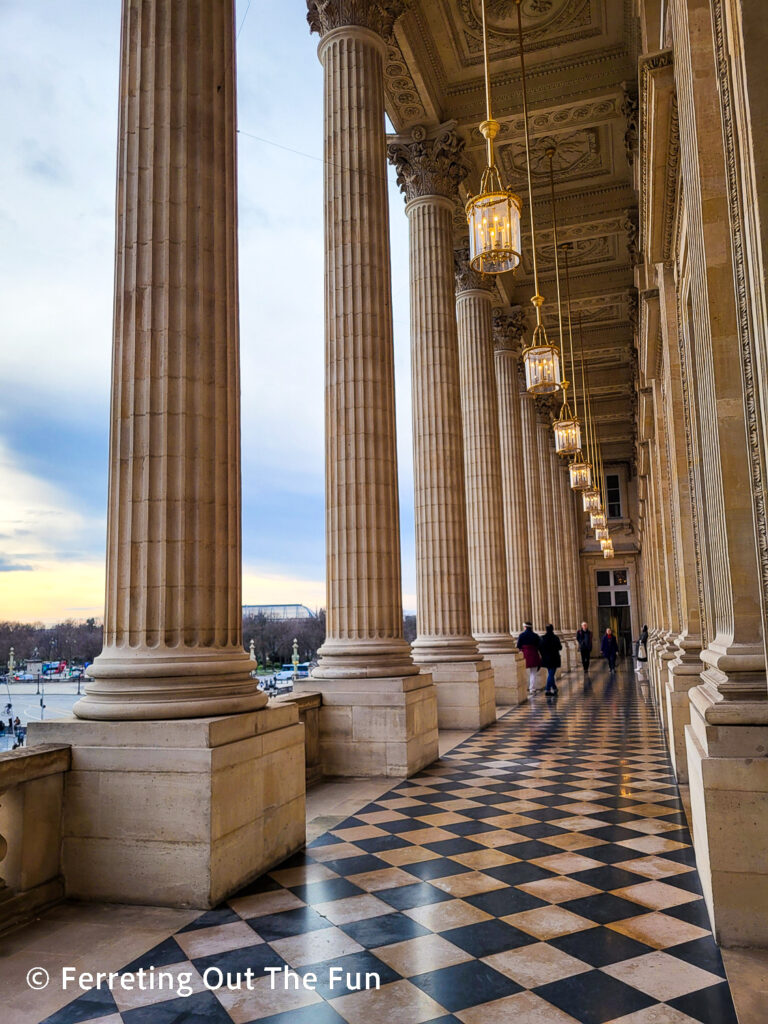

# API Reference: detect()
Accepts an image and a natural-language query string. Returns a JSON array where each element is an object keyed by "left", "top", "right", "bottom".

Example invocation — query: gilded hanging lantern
[
  {"left": 552, "top": 387, "right": 582, "bottom": 455},
  {"left": 569, "top": 456, "right": 592, "bottom": 491},
  {"left": 595, "top": 527, "right": 610, "bottom": 542},
  {"left": 590, "top": 510, "right": 607, "bottom": 529},
  {"left": 583, "top": 488, "right": 601, "bottom": 513},
  {"left": 466, "top": 2, "right": 522, "bottom": 274}
]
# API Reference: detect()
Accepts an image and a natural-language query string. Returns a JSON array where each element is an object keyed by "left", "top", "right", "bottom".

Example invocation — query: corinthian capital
[
  {"left": 307, "top": 0, "right": 410, "bottom": 39},
  {"left": 387, "top": 124, "right": 470, "bottom": 203},
  {"left": 454, "top": 247, "right": 497, "bottom": 296},
  {"left": 492, "top": 307, "right": 527, "bottom": 352}
]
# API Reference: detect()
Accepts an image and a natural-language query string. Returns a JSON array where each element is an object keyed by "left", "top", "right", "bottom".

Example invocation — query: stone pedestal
[
  {"left": 664, "top": 637, "right": 702, "bottom": 782},
  {"left": 27, "top": 705, "right": 305, "bottom": 909},
  {"left": 295, "top": 675, "right": 438, "bottom": 778},
  {"left": 685, "top": 686, "right": 768, "bottom": 946}
]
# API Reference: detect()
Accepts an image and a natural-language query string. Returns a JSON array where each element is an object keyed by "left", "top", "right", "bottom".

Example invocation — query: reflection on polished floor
[{"left": 41, "top": 663, "right": 738, "bottom": 1024}]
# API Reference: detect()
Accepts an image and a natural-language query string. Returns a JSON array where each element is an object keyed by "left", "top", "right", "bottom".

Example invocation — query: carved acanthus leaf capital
[
  {"left": 492, "top": 307, "right": 527, "bottom": 352},
  {"left": 307, "top": 0, "right": 410, "bottom": 39},
  {"left": 454, "top": 247, "right": 497, "bottom": 295},
  {"left": 387, "top": 125, "right": 470, "bottom": 202}
]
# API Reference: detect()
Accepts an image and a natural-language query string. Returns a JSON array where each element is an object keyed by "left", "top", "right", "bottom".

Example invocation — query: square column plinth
[
  {"left": 27, "top": 704, "right": 306, "bottom": 909},
  {"left": 484, "top": 652, "right": 526, "bottom": 706},
  {"left": 295, "top": 674, "right": 438, "bottom": 778},
  {"left": 685, "top": 693, "right": 768, "bottom": 946},
  {"left": 426, "top": 661, "right": 496, "bottom": 731}
]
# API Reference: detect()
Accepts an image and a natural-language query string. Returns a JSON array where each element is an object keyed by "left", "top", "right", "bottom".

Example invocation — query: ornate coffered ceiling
[{"left": 386, "top": 0, "right": 639, "bottom": 462}]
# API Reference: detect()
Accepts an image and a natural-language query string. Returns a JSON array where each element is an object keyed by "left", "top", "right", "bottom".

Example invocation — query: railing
[
  {"left": 0, "top": 744, "right": 70, "bottom": 934},
  {"left": 274, "top": 691, "right": 323, "bottom": 786}
]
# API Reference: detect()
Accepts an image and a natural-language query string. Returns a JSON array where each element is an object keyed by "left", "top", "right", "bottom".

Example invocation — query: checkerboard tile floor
[{"left": 42, "top": 665, "right": 739, "bottom": 1024}]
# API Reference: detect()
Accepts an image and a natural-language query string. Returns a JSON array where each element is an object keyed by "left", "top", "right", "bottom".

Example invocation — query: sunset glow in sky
[{"left": 0, "top": 0, "right": 416, "bottom": 624}]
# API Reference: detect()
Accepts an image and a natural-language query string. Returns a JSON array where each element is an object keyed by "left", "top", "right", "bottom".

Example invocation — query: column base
[
  {"left": 295, "top": 673, "right": 438, "bottom": 778},
  {"left": 665, "top": 641, "right": 702, "bottom": 783},
  {"left": 26, "top": 704, "right": 305, "bottom": 909},
  {"left": 482, "top": 651, "right": 525, "bottom": 706},
  {"left": 75, "top": 647, "right": 267, "bottom": 720},
  {"left": 421, "top": 659, "right": 496, "bottom": 731},
  {"left": 685, "top": 684, "right": 768, "bottom": 946}
]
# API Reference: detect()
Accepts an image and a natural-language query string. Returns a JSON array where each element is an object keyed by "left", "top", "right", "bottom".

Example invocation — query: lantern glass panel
[
  {"left": 553, "top": 417, "right": 582, "bottom": 455},
  {"left": 595, "top": 528, "right": 610, "bottom": 541},
  {"left": 523, "top": 345, "right": 561, "bottom": 395},
  {"left": 569, "top": 459, "right": 592, "bottom": 491},
  {"left": 467, "top": 190, "right": 522, "bottom": 274},
  {"left": 583, "top": 489, "right": 601, "bottom": 512}
]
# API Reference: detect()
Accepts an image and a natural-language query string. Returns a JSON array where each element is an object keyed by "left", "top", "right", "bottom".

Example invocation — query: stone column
[
  {"left": 297, "top": 1, "right": 438, "bottom": 777},
  {"left": 455, "top": 251, "right": 520, "bottom": 700},
  {"left": 387, "top": 126, "right": 495, "bottom": 729},
  {"left": 537, "top": 421, "right": 560, "bottom": 630},
  {"left": 520, "top": 391, "right": 548, "bottom": 629},
  {"left": 30, "top": 0, "right": 306, "bottom": 909},
  {"left": 493, "top": 310, "right": 532, "bottom": 700},
  {"left": 658, "top": 272, "right": 703, "bottom": 782},
  {"left": 76, "top": 0, "right": 265, "bottom": 721}
]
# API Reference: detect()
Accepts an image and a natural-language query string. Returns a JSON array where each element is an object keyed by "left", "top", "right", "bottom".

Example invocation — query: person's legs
[
  {"left": 528, "top": 667, "right": 537, "bottom": 692},
  {"left": 581, "top": 650, "right": 590, "bottom": 671},
  {"left": 546, "top": 667, "right": 556, "bottom": 692}
]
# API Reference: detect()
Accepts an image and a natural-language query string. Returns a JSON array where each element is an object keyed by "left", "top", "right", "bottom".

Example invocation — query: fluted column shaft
[
  {"left": 494, "top": 331, "right": 533, "bottom": 632},
  {"left": 314, "top": 25, "right": 415, "bottom": 679},
  {"left": 550, "top": 449, "right": 571, "bottom": 632},
  {"left": 555, "top": 460, "right": 578, "bottom": 632},
  {"left": 456, "top": 285, "right": 516, "bottom": 654},
  {"left": 406, "top": 196, "right": 478, "bottom": 661},
  {"left": 520, "top": 393, "right": 548, "bottom": 628},
  {"left": 77, "top": 0, "right": 263, "bottom": 720},
  {"left": 538, "top": 423, "right": 560, "bottom": 629}
]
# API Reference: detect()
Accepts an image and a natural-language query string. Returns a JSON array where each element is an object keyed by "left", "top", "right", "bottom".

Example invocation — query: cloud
[
  {"left": 0, "top": 555, "right": 32, "bottom": 572},
  {"left": 0, "top": 0, "right": 418, "bottom": 623}
]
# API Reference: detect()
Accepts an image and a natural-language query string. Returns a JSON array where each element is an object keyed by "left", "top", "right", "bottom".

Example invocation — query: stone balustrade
[{"left": 0, "top": 744, "right": 70, "bottom": 933}]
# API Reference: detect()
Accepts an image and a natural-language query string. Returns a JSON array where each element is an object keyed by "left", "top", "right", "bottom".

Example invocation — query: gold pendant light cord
[
  {"left": 515, "top": 0, "right": 543, "bottom": 325},
  {"left": 480, "top": 0, "right": 495, "bottom": 169},
  {"left": 563, "top": 245, "right": 579, "bottom": 419},
  {"left": 578, "top": 312, "right": 591, "bottom": 466},
  {"left": 547, "top": 150, "right": 567, "bottom": 388}
]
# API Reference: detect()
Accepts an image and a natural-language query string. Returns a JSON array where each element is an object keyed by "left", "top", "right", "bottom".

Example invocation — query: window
[
  {"left": 596, "top": 568, "right": 630, "bottom": 607},
  {"left": 606, "top": 473, "right": 622, "bottom": 519}
]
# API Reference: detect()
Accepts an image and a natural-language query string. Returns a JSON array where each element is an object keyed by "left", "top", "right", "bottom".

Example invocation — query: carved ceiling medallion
[
  {"left": 499, "top": 128, "right": 602, "bottom": 182},
  {"left": 458, "top": 0, "right": 593, "bottom": 52}
]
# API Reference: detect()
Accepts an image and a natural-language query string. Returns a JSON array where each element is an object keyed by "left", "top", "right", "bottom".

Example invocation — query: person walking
[
  {"left": 576, "top": 621, "right": 593, "bottom": 671},
  {"left": 601, "top": 627, "right": 619, "bottom": 672},
  {"left": 539, "top": 624, "right": 562, "bottom": 696},
  {"left": 517, "top": 622, "right": 541, "bottom": 694}
]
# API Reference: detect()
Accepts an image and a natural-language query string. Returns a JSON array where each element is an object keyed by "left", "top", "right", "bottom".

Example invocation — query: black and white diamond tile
[{"left": 42, "top": 664, "right": 738, "bottom": 1024}]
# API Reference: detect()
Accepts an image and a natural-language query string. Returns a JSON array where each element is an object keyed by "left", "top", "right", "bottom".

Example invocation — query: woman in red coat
[{"left": 517, "top": 622, "right": 541, "bottom": 694}]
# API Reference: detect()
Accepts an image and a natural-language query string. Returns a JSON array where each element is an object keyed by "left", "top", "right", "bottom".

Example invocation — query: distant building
[{"left": 242, "top": 604, "right": 316, "bottom": 621}]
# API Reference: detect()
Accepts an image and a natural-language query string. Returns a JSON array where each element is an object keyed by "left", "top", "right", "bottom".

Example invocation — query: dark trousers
[
  {"left": 545, "top": 668, "right": 558, "bottom": 692},
  {"left": 607, "top": 656, "right": 617, "bottom": 671},
  {"left": 580, "top": 649, "right": 590, "bottom": 670}
]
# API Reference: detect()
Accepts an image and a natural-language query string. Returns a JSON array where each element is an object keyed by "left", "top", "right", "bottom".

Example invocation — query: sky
[{"left": 0, "top": 0, "right": 416, "bottom": 625}]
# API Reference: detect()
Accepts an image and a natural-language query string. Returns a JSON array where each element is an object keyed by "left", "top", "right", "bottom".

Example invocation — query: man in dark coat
[
  {"left": 539, "top": 624, "right": 562, "bottom": 696},
  {"left": 517, "top": 622, "right": 541, "bottom": 695},
  {"left": 601, "top": 628, "right": 619, "bottom": 672},
  {"left": 576, "top": 621, "right": 593, "bottom": 671}
]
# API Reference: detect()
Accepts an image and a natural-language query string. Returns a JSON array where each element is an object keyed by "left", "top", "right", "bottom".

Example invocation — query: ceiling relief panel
[
  {"left": 535, "top": 233, "right": 617, "bottom": 271},
  {"left": 498, "top": 126, "right": 611, "bottom": 186},
  {"left": 467, "top": 94, "right": 621, "bottom": 149},
  {"left": 454, "top": 0, "right": 600, "bottom": 58}
]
